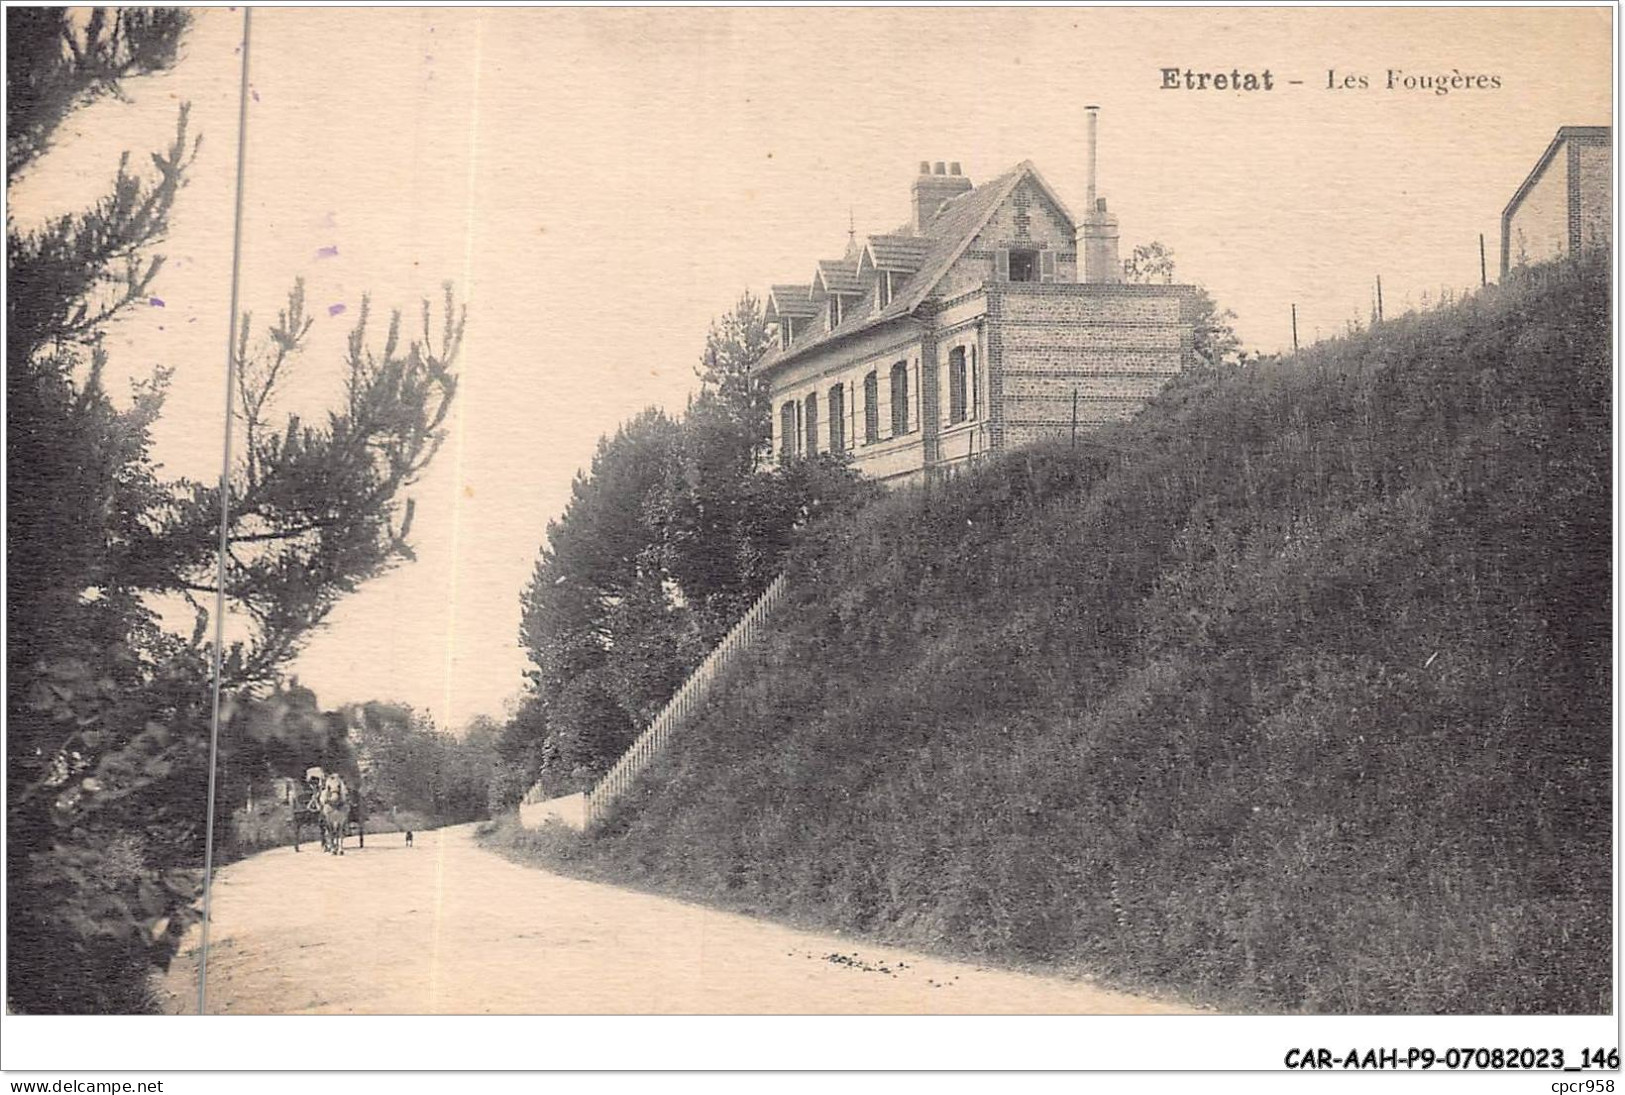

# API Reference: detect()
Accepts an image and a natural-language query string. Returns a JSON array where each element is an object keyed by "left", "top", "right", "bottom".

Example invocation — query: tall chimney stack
[
  {"left": 1079, "top": 105, "right": 1121, "bottom": 284},
  {"left": 1084, "top": 105, "right": 1099, "bottom": 212},
  {"left": 911, "top": 158, "right": 973, "bottom": 231}
]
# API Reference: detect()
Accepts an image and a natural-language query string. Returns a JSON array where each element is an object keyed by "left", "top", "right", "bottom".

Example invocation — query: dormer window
[
  {"left": 767, "top": 286, "right": 816, "bottom": 350},
  {"left": 878, "top": 270, "right": 899, "bottom": 308},
  {"left": 829, "top": 294, "right": 844, "bottom": 328}
]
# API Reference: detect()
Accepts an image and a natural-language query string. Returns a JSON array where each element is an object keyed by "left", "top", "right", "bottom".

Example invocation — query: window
[
  {"left": 948, "top": 346, "right": 968, "bottom": 424},
  {"left": 878, "top": 270, "right": 903, "bottom": 308},
  {"left": 829, "top": 295, "right": 843, "bottom": 328},
  {"left": 780, "top": 318, "right": 795, "bottom": 349},
  {"left": 1008, "top": 249, "right": 1038, "bottom": 283},
  {"left": 969, "top": 344, "right": 979, "bottom": 420},
  {"left": 890, "top": 361, "right": 909, "bottom": 436},
  {"left": 780, "top": 402, "right": 797, "bottom": 463},
  {"left": 828, "top": 383, "right": 845, "bottom": 452},
  {"left": 804, "top": 392, "right": 819, "bottom": 456},
  {"left": 863, "top": 372, "right": 879, "bottom": 443}
]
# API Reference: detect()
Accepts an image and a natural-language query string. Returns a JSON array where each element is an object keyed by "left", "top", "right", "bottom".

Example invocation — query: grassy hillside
[{"left": 493, "top": 257, "right": 1610, "bottom": 1013}]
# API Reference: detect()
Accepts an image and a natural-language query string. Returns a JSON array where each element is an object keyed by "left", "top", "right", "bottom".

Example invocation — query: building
[
  {"left": 757, "top": 108, "right": 1196, "bottom": 486},
  {"left": 1501, "top": 125, "right": 1611, "bottom": 277}
]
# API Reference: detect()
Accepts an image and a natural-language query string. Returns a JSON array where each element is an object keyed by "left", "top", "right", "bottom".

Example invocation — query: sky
[{"left": 10, "top": 6, "right": 1612, "bottom": 731}]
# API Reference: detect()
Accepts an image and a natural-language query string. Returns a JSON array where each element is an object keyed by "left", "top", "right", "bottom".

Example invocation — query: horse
[{"left": 318, "top": 772, "right": 353, "bottom": 855}]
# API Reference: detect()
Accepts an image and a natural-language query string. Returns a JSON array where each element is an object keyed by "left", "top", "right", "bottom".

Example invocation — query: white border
[{"left": 3, "top": 0, "right": 1620, "bottom": 1082}]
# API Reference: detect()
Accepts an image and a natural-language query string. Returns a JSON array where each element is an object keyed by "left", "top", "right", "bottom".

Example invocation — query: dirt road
[{"left": 160, "top": 823, "right": 1194, "bottom": 1014}]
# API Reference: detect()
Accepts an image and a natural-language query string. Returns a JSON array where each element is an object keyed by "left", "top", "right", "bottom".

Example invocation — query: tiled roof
[
  {"left": 765, "top": 284, "right": 819, "bottom": 319},
  {"left": 813, "top": 259, "right": 864, "bottom": 295},
  {"left": 887, "top": 161, "right": 1030, "bottom": 310},
  {"left": 760, "top": 161, "right": 1052, "bottom": 373},
  {"left": 861, "top": 234, "right": 933, "bottom": 272}
]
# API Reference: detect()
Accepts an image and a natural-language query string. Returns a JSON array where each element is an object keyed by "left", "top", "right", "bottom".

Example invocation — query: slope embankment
[{"left": 491, "top": 257, "right": 1611, "bottom": 1014}]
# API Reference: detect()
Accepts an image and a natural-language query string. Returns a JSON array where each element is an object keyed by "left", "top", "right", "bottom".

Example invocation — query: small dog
[{"left": 405, "top": 830, "right": 414, "bottom": 848}]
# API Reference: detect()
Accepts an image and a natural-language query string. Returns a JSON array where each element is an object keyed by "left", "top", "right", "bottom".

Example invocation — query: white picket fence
[{"left": 519, "top": 573, "right": 790, "bottom": 831}]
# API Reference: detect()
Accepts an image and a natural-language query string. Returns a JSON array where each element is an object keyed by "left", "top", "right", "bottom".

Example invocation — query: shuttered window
[
  {"left": 890, "top": 361, "right": 909, "bottom": 435},
  {"left": 995, "top": 249, "right": 1010, "bottom": 281},
  {"left": 911, "top": 360, "right": 920, "bottom": 432},
  {"left": 779, "top": 402, "right": 797, "bottom": 463},
  {"left": 863, "top": 372, "right": 879, "bottom": 443},
  {"left": 948, "top": 346, "right": 968, "bottom": 424},
  {"left": 804, "top": 392, "right": 819, "bottom": 456},
  {"left": 969, "top": 345, "right": 979, "bottom": 420},
  {"left": 1040, "top": 250, "right": 1057, "bottom": 283},
  {"left": 828, "top": 383, "right": 845, "bottom": 452}
]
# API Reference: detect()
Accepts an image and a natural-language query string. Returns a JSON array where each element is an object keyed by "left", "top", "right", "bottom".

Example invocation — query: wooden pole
[
  {"left": 1291, "top": 303, "right": 1299, "bottom": 352},
  {"left": 200, "top": 4, "right": 254, "bottom": 1018},
  {"left": 1480, "top": 234, "right": 1488, "bottom": 286},
  {"left": 1071, "top": 389, "right": 1078, "bottom": 449},
  {"left": 1375, "top": 275, "right": 1384, "bottom": 322}
]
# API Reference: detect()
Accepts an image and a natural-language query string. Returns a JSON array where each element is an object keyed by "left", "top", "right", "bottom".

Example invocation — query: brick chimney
[
  {"left": 1079, "top": 106, "right": 1121, "bottom": 283},
  {"left": 912, "top": 160, "right": 972, "bottom": 232}
]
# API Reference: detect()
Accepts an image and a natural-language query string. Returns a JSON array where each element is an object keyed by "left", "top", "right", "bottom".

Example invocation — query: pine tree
[
  {"left": 7, "top": 9, "right": 464, "bottom": 1012},
  {"left": 695, "top": 289, "right": 774, "bottom": 466}
]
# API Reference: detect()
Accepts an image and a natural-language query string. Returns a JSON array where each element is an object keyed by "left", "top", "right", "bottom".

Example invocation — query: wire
[{"left": 198, "top": 5, "right": 253, "bottom": 1016}]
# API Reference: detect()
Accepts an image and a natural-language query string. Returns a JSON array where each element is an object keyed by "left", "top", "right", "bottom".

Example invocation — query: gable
[
  {"left": 759, "top": 161, "right": 1080, "bottom": 374},
  {"left": 937, "top": 178, "right": 1079, "bottom": 297}
]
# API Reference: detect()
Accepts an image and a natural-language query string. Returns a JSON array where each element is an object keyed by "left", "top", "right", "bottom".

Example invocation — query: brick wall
[
  {"left": 938, "top": 179, "right": 1079, "bottom": 298},
  {"left": 1575, "top": 140, "right": 1612, "bottom": 255},
  {"left": 764, "top": 173, "right": 1195, "bottom": 485},
  {"left": 1503, "top": 145, "right": 1572, "bottom": 274},
  {"left": 1501, "top": 132, "right": 1611, "bottom": 276},
  {"left": 991, "top": 282, "right": 1193, "bottom": 442}
]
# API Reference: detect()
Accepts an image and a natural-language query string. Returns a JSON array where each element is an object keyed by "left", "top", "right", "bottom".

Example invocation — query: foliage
[
  {"left": 485, "top": 757, "right": 534, "bottom": 816},
  {"left": 1121, "top": 241, "right": 1176, "bottom": 285},
  {"left": 501, "top": 293, "right": 877, "bottom": 796},
  {"left": 7, "top": 9, "right": 462, "bottom": 1012},
  {"left": 205, "top": 285, "right": 463, "bottom": 680},
  {"left": 6, "top": 7, "right": 191, "bottom": 180},
  {"left": 224, "top": 685, "right": 354, "bottom": 856},
  {"left": 694, "top": 289, "right": 774, "bottom": 469},
  {"left": 224, "top": 697, "right": 499, "bottom": 854},
  {"left": 346, "top": 703, "right": 495, "bottom": 826},
  {"left": 500, "top": 256, "right": 1611, "bottom": 1013},
  {"left": 1123, "top": 240, "right": 1242, "bottom": 367}
]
